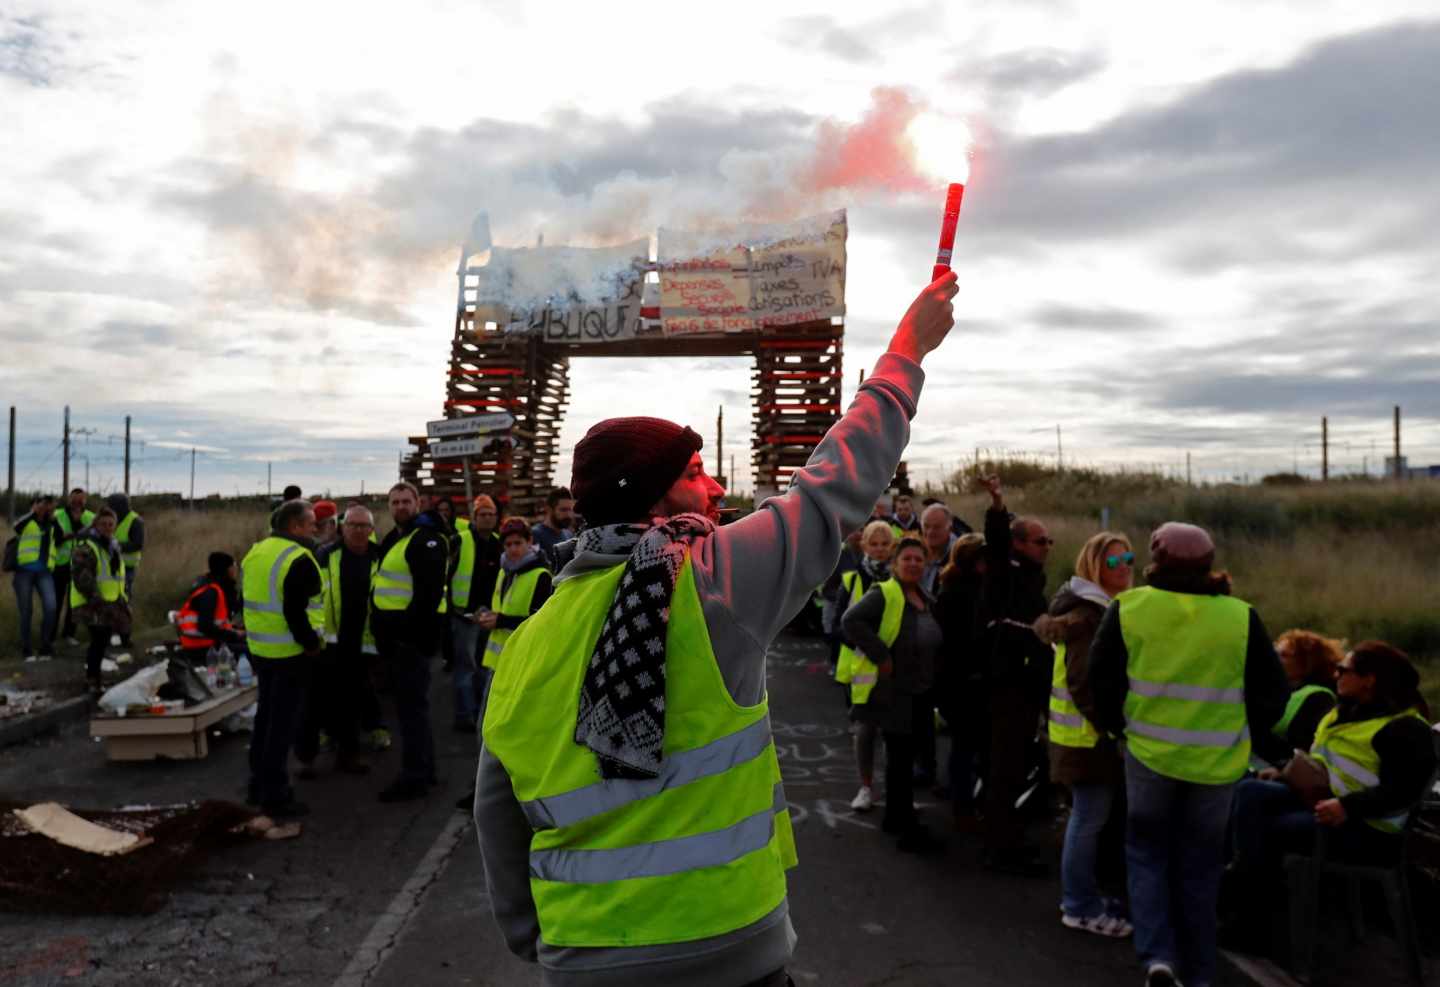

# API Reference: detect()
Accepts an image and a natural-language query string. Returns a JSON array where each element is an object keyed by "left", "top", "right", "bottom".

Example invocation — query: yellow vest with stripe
[
  {"left": 833, "top": 570, "right": 867, "bottom": 686},
  {"left": 15, "top": 516, "right": 55, "bottom": 570},
  {"left": 849, "top": 579, "right": 905, "bottom": 706},
  {"left": 484, "top": 565, "right": 545, "bottom": 670},
  {"left": 115, "top": 512, "right": 142, "bottom": 569},
  {"left": 373, "top": 529, "right": 449, "bottom": 614},
  {"left": 1049, "top": 642, "right": 1100, "bottom": 749},
  {"left": 68, "top": 535, "right": 126, "bottom": 606},
  {"left": 482, "top": 556, "right": 796, "bottom": 948},
  {"left": 1311, "top": 707, "right": 1428, "bottom": 834},
  {"left": 53, "top": 509, "right": 94, "bottom": 566},
  {"left": 1272, "top": 684, "right": 1334, "bottom": 740},
  {"left": 321, "top": 546, "right": 377, "bottom": 655},
  {"left": 1119, "top": 586, "right": 1252, "bottom": 784},
  {"left": 241, "top": 536, "right": 324, "bottom": 659},
  {"left": 451, "top": 526, "right": 499, "bottom": 611}
]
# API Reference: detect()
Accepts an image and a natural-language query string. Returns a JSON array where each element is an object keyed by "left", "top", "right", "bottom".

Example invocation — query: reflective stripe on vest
[
  {"left": 483, "top": 566, "right": 545, "bottom": 670},
  {"left": 323, "top": 547, "right": 378, "bottom": 655},
  {"left": 115, "top": 512, "right": 142, "bottom": 568},
  {"left": 1311, "top": 707, "right": 1427, "bottom": 834},
  {"left": 1048, "top": 642, "right": 1100, "bottom": 749},
  {"left": 176, "top": 581, "right": 232, "bottom": 650},
  {"left": 849, "top": 579, "right": 904, "bottom": 706},
  {"left": 15, "top": 518, "right": 53, "bottom": 570},
  {"left": 1273, "top": 684, "right": 1335, "bottom": 740},
  {"left": 241, "top": 537, "right": 323, "bottom": 658},
  {"left": 373, "top": 529, "right": 447, "bottom": 614},
  {"left": 69, "top": 537, "right": 125, "bottom": 607},
  {"left": 52, "top": 509, "right": 93, "bottom": 566},
  {"left": 1119, "top": 586, "right": 1252, "bottom": 784},
  {"left": 482, "top": 557, "right": 795, "bottom": 949}
]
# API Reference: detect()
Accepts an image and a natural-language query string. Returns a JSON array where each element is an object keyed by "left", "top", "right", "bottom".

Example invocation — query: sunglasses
[{"left": 1106, "top": 552, "right": 1135, "bottom": 569}]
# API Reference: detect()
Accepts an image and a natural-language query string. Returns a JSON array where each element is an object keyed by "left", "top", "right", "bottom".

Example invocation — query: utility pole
[
  {"left": 1321, "top": 417, "right": 1329, "bottom": 482},
  {"left": 462, "top": 456, "right": 474, "bottom": 507},
  {"left": 123, "top": 415, "right": 131, "bottom": 494},
  {"left": 6, "top": 406, "right": 15, "bottom": 522},
  {"left": 1186, "top": 451, "right": 1192, "bottom": 487},
  {"left": 1056, "top": 424, "right": 1063, "bottom": 472},
  {"left": 715, "top": 407, "right": 724, "bottom": 484},
  {"left": 189, "top": 447, "right": 196, "bottom": 508},
  {"left": 62, "top": 403, "right": 70, "bottom": 489},
  {"left": 730, "top": 454, "right": 736, "bottom": 497},
  {"left": 1393, "top": 405, "right": 1402, "bottom": 480}
]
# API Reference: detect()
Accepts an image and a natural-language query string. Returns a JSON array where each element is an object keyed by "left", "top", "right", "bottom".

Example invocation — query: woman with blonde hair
[
  {"left": 1251, "top": 629, "right": 1341, "bottom": 764},
  {"left": 1035, "top": 530, "right": 1136, "bottom": 938},
  {"left": 833, "top": 520, "right": 896, "bottom": 811}
]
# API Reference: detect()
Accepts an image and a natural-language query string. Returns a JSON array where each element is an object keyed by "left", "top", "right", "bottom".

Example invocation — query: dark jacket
[
  {"left": 493, "top": 552, "right": 554, "bottom": 631},
  {"left": 1251, "top": 686, "right": 1337, "bottom": 764},
  {"left": 457, "top": 526, "right": 503, "bottom": 615},
  {"left": 980, "top": 507, "right": 1051, "bottom": 690},
  {"left": 1034, "top": 578, "right": 1123, "bottom": 787},
  {"left": 934, "top": 571, "right": 985, "bottom": 691},
  {"left": 1323, "top": 699, "right": 1436, "bottom": 824},
  {"left": 1087, "top": 583, "right": 1289, "bottom": 747},
  {"left": 841, "top": 583, "right": 943, "bottom": 734},
  {"left": 371, "top": 510, "right": 450, "bottom": 652}
]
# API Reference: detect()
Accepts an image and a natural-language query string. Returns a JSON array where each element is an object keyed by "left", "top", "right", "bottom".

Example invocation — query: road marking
[
  {"left": 1222, "top": 949, "right": 1304, "bottom": 987},
  {"left": 330, "top": 813, "right": 472, "bottom": 987}
]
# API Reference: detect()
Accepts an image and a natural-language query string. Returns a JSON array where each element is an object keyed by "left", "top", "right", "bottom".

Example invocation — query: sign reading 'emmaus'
[{"left": 658, "top": 211, "right": 847, "bottom": 336}]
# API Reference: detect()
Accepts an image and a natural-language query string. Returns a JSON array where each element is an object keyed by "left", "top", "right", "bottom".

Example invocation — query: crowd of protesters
[{"left": 823, "top": 478, "right": 1437, "bottom": 987}]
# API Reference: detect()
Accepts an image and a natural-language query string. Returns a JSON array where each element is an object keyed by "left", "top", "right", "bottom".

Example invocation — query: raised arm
[{"left": 690, "top": 273, "right": 959, "bottom": 705}]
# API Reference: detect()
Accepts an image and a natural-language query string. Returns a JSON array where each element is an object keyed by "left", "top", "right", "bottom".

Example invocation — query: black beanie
[
  {"left": 208, "top": 552, "right": 236, "bottom": 580},
  {"left": 571, "top": 417, "right": 702, "bottom": 525}
]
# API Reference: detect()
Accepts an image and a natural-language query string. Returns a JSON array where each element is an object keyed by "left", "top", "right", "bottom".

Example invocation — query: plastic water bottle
[{"left": 237, "top": 655, "right": 254, "bottom": 687}]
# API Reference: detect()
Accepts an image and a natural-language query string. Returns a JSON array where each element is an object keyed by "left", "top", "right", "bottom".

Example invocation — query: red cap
[{"left": 313, "top": 500, "right": 339, "bottom": 522}]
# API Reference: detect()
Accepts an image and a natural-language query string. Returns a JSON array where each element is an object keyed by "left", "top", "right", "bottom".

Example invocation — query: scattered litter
[
  {"left": 0, "top": 687, "right": 52, "bottom": 720},
  {"left": 100, "top": 658, "right": 119, "bottom": 673},
  {"left": 233, "top": 815, "right": 302, "bottom": 841},
  {"left": 115, "top": 653, "right": 134, "bottom": 665},
  {"left": 13, "top": 803, "right": 154, "bottom": 857},
  {"left": 96, "top": 664, "right": 170, "bottom": 717}
]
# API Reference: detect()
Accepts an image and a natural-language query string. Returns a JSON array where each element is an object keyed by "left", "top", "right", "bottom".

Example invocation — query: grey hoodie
[{"left": 473, "top": 352, "right": 924, "bottom": 986}]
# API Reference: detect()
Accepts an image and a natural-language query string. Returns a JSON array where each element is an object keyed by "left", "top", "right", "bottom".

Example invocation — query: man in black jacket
[
  {"left": 977, "top": 474, "right": 1055, "bottom": 876},
  {"left": 372, "top": 482, "right": 450, "bottom": 802}
]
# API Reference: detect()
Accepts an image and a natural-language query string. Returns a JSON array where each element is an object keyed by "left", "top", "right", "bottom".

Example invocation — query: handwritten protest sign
[{"left": 469, "top": 240, "right": 650, "bottom": 344}]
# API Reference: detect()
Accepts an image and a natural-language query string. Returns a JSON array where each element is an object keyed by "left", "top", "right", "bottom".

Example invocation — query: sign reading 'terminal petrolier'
[{"left": 426, "top": 413, "right": 516, "bottom": 439}]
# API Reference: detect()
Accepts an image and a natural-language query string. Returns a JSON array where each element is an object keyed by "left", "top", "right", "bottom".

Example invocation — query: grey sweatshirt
[{"left": 473, "top": 352, "right": 924, "bottom": 986}]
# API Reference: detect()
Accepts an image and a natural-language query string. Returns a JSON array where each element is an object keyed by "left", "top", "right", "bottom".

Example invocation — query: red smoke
[{"left": 808, "top": 87, "right": 932, "bottom": 195}]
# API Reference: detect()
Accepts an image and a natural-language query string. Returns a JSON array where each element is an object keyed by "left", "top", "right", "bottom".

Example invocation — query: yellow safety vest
[
  {"left": 849, "top": 579, "right": 905, "bottom": 706},
  {"left": 321, "top": 545, "right": 378, "bottom": 656},
  {"left": 834, "top": 570, "right": 867, "bottom": 686},
  {"left": 1272, "top": 684, "right": 1334, "bottom": 740},
  {"left": 451, "top": 526, "right": 499, "bottom": 610},
  {"left": 68, "top": 535, "right": 126, "bottom": 606},
  {"left": 115, "top": 512, "right": 142, "bottom": 569},
  {"left": 482, "top": 555, "right": 796, "bottom": 948},
  {"left": 373, "top": 528, "right": 448, "bottom": 615},
  {"left": 241, "top": 536, "right": 324, "bottom": 659},
  {"left": 1119, "top": 586, "right": 1252, "bottom": 784},
  {"left": 1311, "top": 707, "right": 1429, "bottom": 834},
  {"left": 483, "top": 566, "right": 545, "bottom": 670},
  {"left": 14, "top": 516, "right": 54, "bottom": 570},
  {"left": 53, "top": 509, "right": 94, "bottom": 566},
  {"left": 1048, "top": 641, "right": 1101, "bottom": 749}
]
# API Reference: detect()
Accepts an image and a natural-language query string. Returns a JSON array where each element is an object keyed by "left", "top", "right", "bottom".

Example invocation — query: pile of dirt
[{"left": 0, "top": 800, "right": 256, "bottom": 915}]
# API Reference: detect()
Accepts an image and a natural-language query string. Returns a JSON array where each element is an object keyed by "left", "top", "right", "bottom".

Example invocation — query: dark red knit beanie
[{"left": 571, "top": 417, "right": 702, "bottom": 524}]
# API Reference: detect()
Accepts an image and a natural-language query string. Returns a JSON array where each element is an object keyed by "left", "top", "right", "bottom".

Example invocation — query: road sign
[
  {"left": 426, "top": 412, "right": 515, "bottom": 439},
  {"left": 430, "top": 437, "right": 493, "bottom": 459}
]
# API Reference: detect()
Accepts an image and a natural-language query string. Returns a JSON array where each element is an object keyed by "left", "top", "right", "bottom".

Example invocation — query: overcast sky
[{"left": 4, "top": 1, "right": 1438, "bottom": 501}]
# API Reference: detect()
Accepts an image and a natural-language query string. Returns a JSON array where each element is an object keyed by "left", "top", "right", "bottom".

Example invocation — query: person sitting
[
  {"left": 1251, "top": 629, "right": 1341, "bottom": 765},
  {"left": 175, "top": 552, "right": 246, "bottom": 662},
  {"left": 841, "top": 537, "right": 944, "bottom": 853},
  {"left": 831, "top": 519, "right": 895, "bottom": 811},
  {"left": 1036, "top": 531, "right": 1135, "bottom": 939},
  {"left": 1231, "top": 641, "right": 1436, "bottom": 875},
  {"left": 477, "top": 519, "right": 553, "bottom": 669}
]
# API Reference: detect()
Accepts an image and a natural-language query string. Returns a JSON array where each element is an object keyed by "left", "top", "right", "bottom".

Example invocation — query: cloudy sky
[{"left": 3, "top": 1, "right": 1438, "bottom": 501}]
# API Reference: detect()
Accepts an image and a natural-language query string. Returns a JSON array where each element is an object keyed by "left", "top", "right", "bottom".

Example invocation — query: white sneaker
[
  {"left": 1062, "top": 911, "right": 1133, "bottom": 938},
  {"left": 1145, "top": 963, "right": 1182, "bottom": 987},
  {"left": 850, "top": 785, "right": 874, "bottom": 811}
]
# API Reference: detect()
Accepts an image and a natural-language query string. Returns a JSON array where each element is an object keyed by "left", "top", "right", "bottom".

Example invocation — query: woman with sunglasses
[{"left": 1035, "top": 532, "right": 1136, "bottom": 939}]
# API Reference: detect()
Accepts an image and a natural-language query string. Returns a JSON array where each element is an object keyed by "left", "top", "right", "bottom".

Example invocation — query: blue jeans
[
  {"left": 13, "top": 568, "right": 57, "bottom": 655},
  {"left": 1063, "top": 781, "right": 1117, "bottom": 918},
  {"left": 1125, "top": 749, "right": 1235, "bottom": 987},
  {"left": 1230, "top": 777, "right": 1402, "bottom": 869},
  {"left": 450, "top": 616, "right": 482, "bottom": 724}
]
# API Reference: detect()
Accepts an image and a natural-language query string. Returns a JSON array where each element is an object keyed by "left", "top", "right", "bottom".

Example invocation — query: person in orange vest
[{"left": 176, "top": 552, "right": 246, "bottom": 660}]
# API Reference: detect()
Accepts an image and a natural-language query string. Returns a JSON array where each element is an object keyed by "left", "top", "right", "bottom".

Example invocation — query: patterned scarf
[
  {"left": 573, "top": 513, "right": 716, "bottom": 779},
  {"left": 860, "top": 555, "right": 891, "bottom": 584}
]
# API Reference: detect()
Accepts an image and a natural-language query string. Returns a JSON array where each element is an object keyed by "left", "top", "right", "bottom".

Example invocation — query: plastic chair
[{"left": 1284, "top": 781, "right": 1435, "bottom": 984}]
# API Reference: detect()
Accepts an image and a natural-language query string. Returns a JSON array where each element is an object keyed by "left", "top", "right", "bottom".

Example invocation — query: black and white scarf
[{"left": 573, "top": 513, "right": 715, "bottom": 779}]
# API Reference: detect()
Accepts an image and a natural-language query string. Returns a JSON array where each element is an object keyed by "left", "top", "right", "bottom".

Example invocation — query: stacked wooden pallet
[{"left": 750, "top": 321, "right": 844, "bottom": 495}]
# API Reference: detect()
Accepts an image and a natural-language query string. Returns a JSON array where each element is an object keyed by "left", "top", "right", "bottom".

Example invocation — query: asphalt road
[{"left": 2, "top": 634, "right": 1277, "bottom": 987}]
